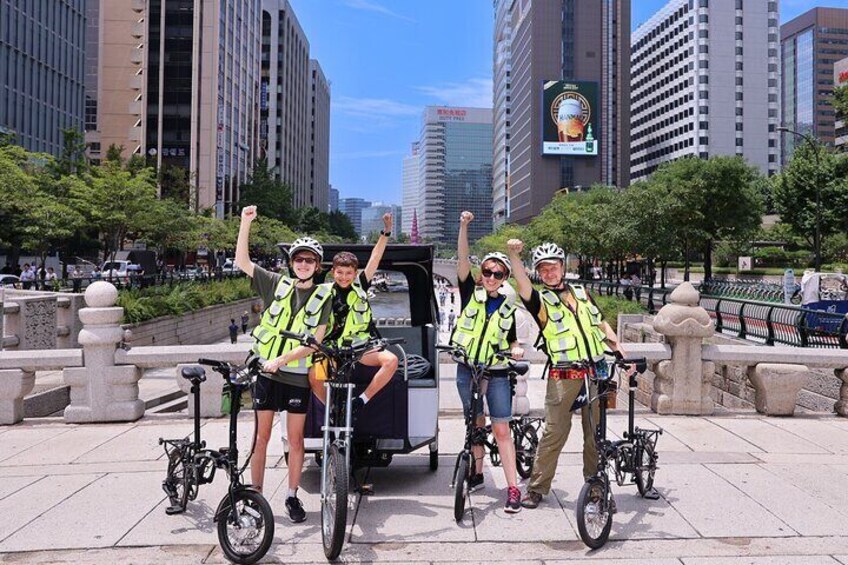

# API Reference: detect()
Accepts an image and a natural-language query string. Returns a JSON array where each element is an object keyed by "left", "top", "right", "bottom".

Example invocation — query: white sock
[
  {"left": 287, "top": 488, "right": 297, "bottom": 498},
  {"left": 359, "top": 392, "right": 369, "bottom": 404}
]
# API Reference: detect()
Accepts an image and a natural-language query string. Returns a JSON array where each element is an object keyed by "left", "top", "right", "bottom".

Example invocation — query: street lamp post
[{"left": 778, "top": 126, "right": 823, "bottom": 271}]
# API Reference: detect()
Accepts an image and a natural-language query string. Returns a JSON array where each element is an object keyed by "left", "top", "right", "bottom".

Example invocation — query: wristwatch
[{"left": 380, "top": 229, "right": 391, "bottom": 237}]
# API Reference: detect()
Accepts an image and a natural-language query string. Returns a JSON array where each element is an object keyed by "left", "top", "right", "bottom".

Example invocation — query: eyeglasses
[
  {"left": 481, "top": 269, "right": 506, "bottom": 280},
  {"left": 293, "top": 256, "right": 317, "bottom": 265}
]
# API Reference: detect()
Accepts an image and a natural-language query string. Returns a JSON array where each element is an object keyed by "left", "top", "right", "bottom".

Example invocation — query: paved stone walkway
[{"left": 2, "top": 358, "right": 848, "bottom": 564}]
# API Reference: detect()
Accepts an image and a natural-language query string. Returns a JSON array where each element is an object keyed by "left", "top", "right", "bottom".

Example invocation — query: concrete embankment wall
[
  {"left": 621, "top": 317, "right": 839, "bottom": 413},
  {"left": 123, "top": 297, "right": 262, "bottom": 346}
]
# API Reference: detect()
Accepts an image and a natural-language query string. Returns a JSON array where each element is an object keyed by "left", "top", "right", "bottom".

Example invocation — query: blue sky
[{"left": 290, "top": 0, "right": 848, "bottom": 207}]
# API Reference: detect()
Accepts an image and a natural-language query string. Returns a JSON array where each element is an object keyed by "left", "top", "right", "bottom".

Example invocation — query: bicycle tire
[
  {"left": 514, "top": 422, "right": 538, "bottom": 480},
  {"left": 634, "top": 442, "right": 656, "bottom": 497},
  {"left": 216, "top": 489, "right": 275, "bottom": 565},
  {"left": 164, "top": 448, "right": 191, "bottom": 513},
  {"left": 576, "top": 477, "right": 612, "bottom": 549},
  {"left": 429, "top": 448, "right": 439, "bottom": 471},
  {"left": 322, "top": 444, "right": 348, "bottom": 560},
  {"left": 454, "top": 453, "right": 470, "bottom": 523}
]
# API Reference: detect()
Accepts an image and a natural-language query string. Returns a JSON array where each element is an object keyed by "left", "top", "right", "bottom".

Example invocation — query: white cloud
[
  {"left": 334, "top": 149, "right": 405, "bottom": 159},
  {"left": 340, "top": 0, "right": 415, "bottom": 22},
  {"left": 416, "top": 78, "right": 494, "bottom": 109},
  {"left": 333, "top": 96, "right": 421, "bottom": 127}
]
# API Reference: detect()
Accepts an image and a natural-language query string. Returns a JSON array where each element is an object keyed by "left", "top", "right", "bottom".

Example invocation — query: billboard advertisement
[{"left": 542, "top": 80, "right": 599, "bottom": 156}]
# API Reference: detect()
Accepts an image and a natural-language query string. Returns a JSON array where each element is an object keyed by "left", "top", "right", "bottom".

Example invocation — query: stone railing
[
  {"left": 2, "top": 289, "right": 85, "bottom": 351},
  {"left": 1, "top": 281, "right": 847, "bottom": 425}
]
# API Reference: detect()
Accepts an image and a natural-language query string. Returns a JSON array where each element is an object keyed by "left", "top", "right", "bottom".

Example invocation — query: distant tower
[{"left": 411, "top": 210, "right": 420, "bottom": 245}]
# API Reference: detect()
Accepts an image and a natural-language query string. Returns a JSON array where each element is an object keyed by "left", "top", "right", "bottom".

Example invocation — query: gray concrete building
[
  {"left": 835, "top": 56, "right": 848, "bottom": 149},
  {"left": 781, "top": 8, "right": 848, "bottom": 162},
  {"left": 630, "top": 0, "right": 780, "bottom": 181},
  {"left": 401, "top": 142, "right": 419, "bottom": 237},
  {"left": 418, "top": 106, "right": 492, "bottom": 245},
  {"left": 0, "top": 0, "right": 86, "bottom": 155},
  {"left": 507, "top": 0, "right": 630, "bottom": 224},
  {"left": 309, "top": 59, "right": 330, "bottom": 213},
  {"left": 492, "top": 0, "right": 512, "bottom": 228},
  {"left": 260, "top": 0, "right": 329, "bottom": 212},
  {"left": 328, "top": 185, "right": 339, "bottom": 212},
  {"left": 339, "top": 197, "right": 371, "bottom": 236}
]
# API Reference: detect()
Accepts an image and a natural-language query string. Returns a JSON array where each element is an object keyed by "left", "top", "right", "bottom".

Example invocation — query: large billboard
[{"left": 542, "top": 80, "right": 599, "bottom": 156}]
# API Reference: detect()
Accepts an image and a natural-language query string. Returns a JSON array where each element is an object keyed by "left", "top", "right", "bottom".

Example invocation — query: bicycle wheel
[
  {"left": 576, "top": 477, "right": 613, "bottom": 549},
  {"left": 322, "top": 443, "right": 348, "bottom": 560},
  {"left": 454, "top": 453, "right": 470, "bottom": 523},
  {"left": 216, "top": 489, "right": 275, "bottom": 565},
  {"left": 634, "top": 442, "right": 656, "bottom": 497},
  {"left": 514, "top": 422, "right": 538, "bottom": 480},
  {"left": 163, "top": 448, "right": 191, "bottom": 514}
]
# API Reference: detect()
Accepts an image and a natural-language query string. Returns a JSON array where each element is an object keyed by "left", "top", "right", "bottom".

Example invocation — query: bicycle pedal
[{"left": 355, "top": 483, "right": 374, "bottom": 495}]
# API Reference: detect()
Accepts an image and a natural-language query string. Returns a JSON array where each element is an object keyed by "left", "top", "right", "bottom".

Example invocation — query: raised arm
[
  {"left": 507, "top": 239, "right": 533, "bottom": 302},
  {"left": 364, "top": 213, "right": 392, "bottom": 282},
  {"left": 235, "top": 206, "right": 257, "bottom": 278},
  {"left": 457, "top": 211, "right": 473, "bottom": 282}
]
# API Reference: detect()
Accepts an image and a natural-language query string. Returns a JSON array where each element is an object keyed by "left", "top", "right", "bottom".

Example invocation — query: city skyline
[{"left": 289, "top": 0, "right": 848, "bottom": 207}]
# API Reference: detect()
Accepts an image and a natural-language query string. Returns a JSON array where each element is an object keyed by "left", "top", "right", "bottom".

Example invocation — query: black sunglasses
[{"left": 481, "top": 269, "right": 506, "bottom": 280}]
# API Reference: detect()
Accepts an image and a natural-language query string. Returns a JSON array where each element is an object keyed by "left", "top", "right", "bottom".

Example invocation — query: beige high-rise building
[{"left": 309, "top": 59, "right": 331, "bottom": 213}]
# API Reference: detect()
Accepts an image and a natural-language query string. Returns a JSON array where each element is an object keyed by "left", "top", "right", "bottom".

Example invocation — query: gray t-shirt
[{"left": 251, "top": 265, "right": 331, "bottom": 387}]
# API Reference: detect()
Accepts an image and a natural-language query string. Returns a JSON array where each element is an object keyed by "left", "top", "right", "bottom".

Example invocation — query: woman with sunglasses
[
  {"left": 449, "top": 210, "right": 525, "bottom": 514},
  {"left": 235, "top": 205, "right": 333, "bottom": 524}
]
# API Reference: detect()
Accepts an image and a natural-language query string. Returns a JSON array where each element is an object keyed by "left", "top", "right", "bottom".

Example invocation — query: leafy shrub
[
  {"left": 592, "top": 295, "right": 646, "bottom": 332},
  {"left": 118, "top": 278, "right": 253, "bottom": 323}
]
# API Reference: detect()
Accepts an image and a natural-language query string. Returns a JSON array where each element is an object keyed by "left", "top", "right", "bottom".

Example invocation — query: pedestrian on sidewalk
[
  {"left": 506, "top": 239, "right": 629, "bottom": 510},
  {"left": 228, "top": 319, "right": 239, "bottom": 344},
  {"left": 448, "top": 311, "right": 455, "bottom": 332},
  {"left": 241, "top": 310, "right": 249, "bottom": 334},
  {"left": 71, "top": 265, "right": 83, "bottom": 293},
  {"left": 450, "top": 211, "right": 525, "bottom": 514},
  {"left": 20, "top": 263, "right": 35, "bottom": 290}
]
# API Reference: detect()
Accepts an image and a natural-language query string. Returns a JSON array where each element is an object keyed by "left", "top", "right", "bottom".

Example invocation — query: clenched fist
[
  {"left": 507, "top": 239, "right": 524, "bottom": 255},
  {"left": 460, "top": 211, "right": 474, "bottom": 226},
  {"left": 241, "top": 206, "right": 257, "bottom": 223}
]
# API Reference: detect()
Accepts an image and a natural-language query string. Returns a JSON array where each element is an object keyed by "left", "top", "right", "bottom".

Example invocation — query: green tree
[
  {"left": 833, "top": 84, "right": 848, "bottom": 127},
  {"left": 327, "top": 210, "right": 357, "bottom": 241},
  {"left": 53, "top": 128, "right": 88, "bottom": 176},
  {"left": 298, "top": 207, "right": 327, "bottom": 234},
  {"left": 237, "top": 159, "right": 298, "bottom": 227},
  {"left": 158, "top": 163, "right": 192, "bottom": 205}
]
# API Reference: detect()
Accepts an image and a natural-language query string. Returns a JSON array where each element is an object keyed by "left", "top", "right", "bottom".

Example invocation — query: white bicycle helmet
[
  {"left": 288, "top": 237, "right": 324, "bottom": 262},
  {"left": 531, "top": 242, "right": 565, "bottom": 270},
  {"left": 481, "top": 252, "right": 512, "bottom": 277}
]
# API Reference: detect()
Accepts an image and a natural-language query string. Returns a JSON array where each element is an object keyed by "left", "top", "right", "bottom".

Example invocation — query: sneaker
[
  {"left": 521, "top": 490, "right": 543, "bottom": 509},
  {"left": 504, "top": 486, "right": 522, "bottom": 514},
  {"left": 467, "top": 472, "right": 484, "bottom": 492},
  {"left": 285, "top": 496, "right": 306, "bottom": 523}
]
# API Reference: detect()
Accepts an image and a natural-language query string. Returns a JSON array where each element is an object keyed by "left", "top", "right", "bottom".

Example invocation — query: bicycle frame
[{"left": 320, "top": 364, "right": 355, "bottom": 506}]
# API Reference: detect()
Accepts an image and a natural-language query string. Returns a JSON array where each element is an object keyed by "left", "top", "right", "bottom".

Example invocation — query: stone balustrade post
[
  {"left": 836, "top": 368, "right": 848, "bottom": 417},
  {"left": 651, "top": 282, "right": 715, "bottom": 415},
  {"left": 64, "top": 282, "right": 144, "bottom": 423},
  {"left": 176, "top": 363, "right": 224, "bottom": 418},
  {"left": 512, "top": 371, "right": 530, "bottom": 416},
  {"left": 0, "top": 369, "right": 35, "bottom": 424},
  {"left": 748, "top": 364, "right": 810, "bottom": 416}
]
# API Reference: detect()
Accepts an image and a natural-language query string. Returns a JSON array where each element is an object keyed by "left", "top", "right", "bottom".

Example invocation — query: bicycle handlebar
[
  {"left": 197, "top": 358, "right": 259, "bottom": 385},
  {"left": 278, "top": 329, "right": 405, "bottom": 363}
]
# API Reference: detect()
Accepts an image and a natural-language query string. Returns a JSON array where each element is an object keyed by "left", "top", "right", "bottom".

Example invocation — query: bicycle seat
[
  {"left": 180, "top": 366, "right": 206, "bottom": 382},
  {"left": 511, "top": 362, "right": 530, "bottom": 376}
]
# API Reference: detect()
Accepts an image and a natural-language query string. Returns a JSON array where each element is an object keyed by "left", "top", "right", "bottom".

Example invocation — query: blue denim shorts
[{"left": 456, "top": 364, "right": 512, "bottom": 423}]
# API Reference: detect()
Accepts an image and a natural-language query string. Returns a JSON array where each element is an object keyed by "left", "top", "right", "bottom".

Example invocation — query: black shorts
[{"left": 253, "top": 375, "right": 310, "bottom": 414}]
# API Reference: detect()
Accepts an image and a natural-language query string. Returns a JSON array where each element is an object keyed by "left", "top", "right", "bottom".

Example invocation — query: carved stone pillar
[
  {"left": 64, "top": 282, "right": 144, "bottom": 423},
  {"left": 651, "top": 282, "right": 715, "bottom": 415}
]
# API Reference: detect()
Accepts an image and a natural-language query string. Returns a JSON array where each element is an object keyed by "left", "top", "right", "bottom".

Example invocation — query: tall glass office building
[
  {"left": 418, "top": 107, "right": 493, "bottom": 245},
  {"left": 0, "top": 0, "right": 86, "bottom": 155},
  {"left": 781, "top": 8, "right": 848, "bottom": 163}
]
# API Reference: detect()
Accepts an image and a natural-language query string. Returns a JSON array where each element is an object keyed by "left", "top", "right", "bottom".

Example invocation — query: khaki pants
[{"left": 528, "top": 377, "right": 599, "bottom": 495}]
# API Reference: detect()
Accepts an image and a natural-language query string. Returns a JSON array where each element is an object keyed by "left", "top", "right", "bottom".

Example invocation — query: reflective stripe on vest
[
  {"left": 449, "top": 286, "right": 517, "bottom": 366},
  {"left": 250, "top": 279, "right": 332, "bottom": 369},
  {"left": 539, "top": 285, "right": 605, "bottom": 364},
  {"left": 333, "top": 281, "right": 373, "bottom": 345}
]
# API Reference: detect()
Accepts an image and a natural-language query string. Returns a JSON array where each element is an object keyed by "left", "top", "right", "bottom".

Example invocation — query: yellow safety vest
[
  {"left": 450, "top": 286, "right": 517, "bottom": 366},
  {"left": 332, "top": 281, "right": 373, "bottom": 345},
  {"left": 250, "top": 277, "right": 332, "bottom": 369},
  {"left": 539, "top": 285, "right": 606, "bottom": 364}
]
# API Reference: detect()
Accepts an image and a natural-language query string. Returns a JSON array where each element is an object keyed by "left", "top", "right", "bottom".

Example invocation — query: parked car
[
  {"left": 222, "top": 259, "right": 241, "bottom": 273},
  {"left": 0, "top": 274, "right": 20, "bottom": 288}
]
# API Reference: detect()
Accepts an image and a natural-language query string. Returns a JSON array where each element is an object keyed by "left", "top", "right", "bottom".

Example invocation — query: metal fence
[
  {"left": 16, "top": 271, "right": 246, "bottom": 293},
  {"left": 577, "top": 280, "right": 848, "bottom": 349}
]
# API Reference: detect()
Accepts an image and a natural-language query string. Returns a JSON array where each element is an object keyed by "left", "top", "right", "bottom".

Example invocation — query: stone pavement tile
[
  {"left": 605, "top": 415, "right": 692, "bottom": 452},
  {"left": 201, "top": 416, "right": 285, "bottom": 460},
  {"left": 0, "top": 459, "right": 160, "bottom": 478},
  {"left": 74, "top": 422, "right": 176, "bottom": 464},
  {"left": 544, "top": 560, "right": 682, "bottom": 565},
  {"left": 0, "top": 474, "right": 41, "bottom": 500},
  {"left": 350, "top": 463, "right": 476, "bottom": 543},
  {"left": 753, "top": 454, "right": 848, "bottom": 465},
  {"left": 764, "top": 417, "right": 848, "bottom": 455},
  {"left": 550, "top": 464, "right": 699, "bottom": 541},
  {"left": 707, "top": 418, "right": 828, "bottom": 455},
  {"left": 119, "top": 468, "right": 287, "bottom": 548},
  {"left": 437, "top": 417, "right": 468, "bottom": 455},
  {"left": 643, "top": 417, "right": 762, "bottom": 453},
  {"left": 659, "top": 452, "right": 760, "bottom": 465},
  {"left": 0, "top": 424, "right": 73, "bottom": 463},
  {"left": 471, "top": 462, "right": 579, "bottom": 542},
  {"left": 762, "top": 463, "right": 848, "bottom": 517},
  {"left": 0, "top": 473, "right": 99, "bottom": 546},
  {"left": 706, "top": 463, "right": 847, "bottom": 536},
  {"left": 683, "top": 557, "right": 840, "bottom": 564},
  {"left": 834, "top": 556, "right": 848, "bottom": 565},
  {"left": 0, "top": 471, "right": 164, "bottom": 551},
  {"left": 658, "top": 464, "right": 793, "bottom": 538},
  {"left": 0, "top": 545, "right": 217, "bottom": 564},
  {"left": 0, "top": 425, "right": 128, "bottom": 467},
  {"left": 264, "top": 466, "right": 327, "bottom": 544}
]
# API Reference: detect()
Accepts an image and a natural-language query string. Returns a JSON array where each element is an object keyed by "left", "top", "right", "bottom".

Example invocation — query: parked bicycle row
[{"left": 158, "top": 208, "right": 660, "bottom": 563}]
